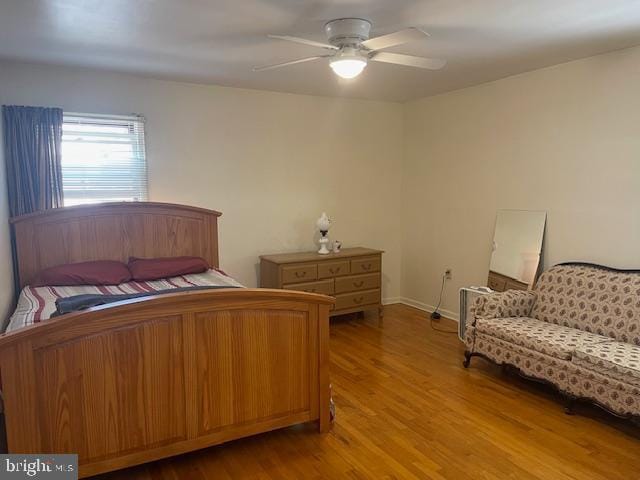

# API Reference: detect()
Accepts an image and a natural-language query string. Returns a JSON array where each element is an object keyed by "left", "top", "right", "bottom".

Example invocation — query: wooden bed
[{"left": 0, "top": 202, "right": 333, "bottom": 478}]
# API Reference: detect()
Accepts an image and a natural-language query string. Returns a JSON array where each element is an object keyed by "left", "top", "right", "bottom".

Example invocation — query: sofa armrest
[{"left": 470, "top": 290, "right": 536, "bottom": 325}]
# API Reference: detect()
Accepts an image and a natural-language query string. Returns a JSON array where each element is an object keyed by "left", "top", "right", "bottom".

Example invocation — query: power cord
[
  {"left": 429, "top": 272, "right": 457, "bottom": 334},
  {"left": 430, "top": 273, "right": 446, "bottom": 319}
]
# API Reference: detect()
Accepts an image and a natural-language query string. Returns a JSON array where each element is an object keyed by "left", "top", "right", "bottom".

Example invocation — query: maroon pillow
[
  {"left": 31, "top": 260, "right": 131, "bottom": 287},
  {"left": 128, "top": 256, "right": 209, "bottom": 281}
]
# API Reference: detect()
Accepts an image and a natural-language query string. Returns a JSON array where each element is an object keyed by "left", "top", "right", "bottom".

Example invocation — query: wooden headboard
[{"left": 10, "top": 202, "right": 221, "bottom": 288}]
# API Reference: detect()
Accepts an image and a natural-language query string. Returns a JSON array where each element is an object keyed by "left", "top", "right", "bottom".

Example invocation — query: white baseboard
[
  {"left": 382, "top": 296, "right": 403, "bottom": 306},
  {"left": 383, "top": 296, "right": 459, "bottom": 322}
]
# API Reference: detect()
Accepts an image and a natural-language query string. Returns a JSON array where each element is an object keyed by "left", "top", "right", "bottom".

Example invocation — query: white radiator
[{"left": 458, "top": 286, "right": 492, "bottom": 342}]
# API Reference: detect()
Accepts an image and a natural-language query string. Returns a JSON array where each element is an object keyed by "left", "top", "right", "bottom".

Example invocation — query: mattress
[{"left": 6, "top": 269, "right": 244, "bottom": 333}]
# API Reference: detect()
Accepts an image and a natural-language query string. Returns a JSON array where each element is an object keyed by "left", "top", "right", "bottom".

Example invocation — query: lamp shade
[{"left": 316, "top": 212, "right": 331, "bottom": 232}]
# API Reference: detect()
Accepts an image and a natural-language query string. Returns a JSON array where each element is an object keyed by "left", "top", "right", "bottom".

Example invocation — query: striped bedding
[{"left": 6, "top": 269, "right": 244, "bottom": 333}]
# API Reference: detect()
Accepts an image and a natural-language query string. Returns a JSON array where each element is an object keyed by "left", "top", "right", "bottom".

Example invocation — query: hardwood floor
[{"left": 96, "top": 304, "right": 640, "bottom": 479}]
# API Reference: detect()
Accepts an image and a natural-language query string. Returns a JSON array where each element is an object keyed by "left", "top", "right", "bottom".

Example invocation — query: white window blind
[{"left": 61, "top": 113, "right": 148, "bottom": 206}]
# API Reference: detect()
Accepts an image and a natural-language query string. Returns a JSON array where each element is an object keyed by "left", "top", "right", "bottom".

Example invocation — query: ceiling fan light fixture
[
  {"left": 329, "top": 56, "right": 367, "bottom": 79},
  {"left": 257, "top": 20, "right": 445, "bottom": 78}
]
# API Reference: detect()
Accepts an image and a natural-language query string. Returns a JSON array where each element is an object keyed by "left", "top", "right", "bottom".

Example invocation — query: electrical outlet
[{"left": 445, "top": 269, "right": 452, "bottom": 280}]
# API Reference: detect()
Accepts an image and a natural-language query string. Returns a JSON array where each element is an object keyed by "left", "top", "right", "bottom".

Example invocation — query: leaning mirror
[{"left": 488, "top": 210, "right": 547, "bottom": 291}]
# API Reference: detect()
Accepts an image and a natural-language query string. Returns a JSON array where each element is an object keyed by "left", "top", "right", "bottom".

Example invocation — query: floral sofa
[{"left": 464, "top": 263, "right": 640, "bottom": 420}]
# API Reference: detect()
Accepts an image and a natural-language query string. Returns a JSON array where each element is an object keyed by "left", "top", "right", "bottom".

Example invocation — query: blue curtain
[{"left": 2, "top": 105, "right": 64, "bottom": 217}]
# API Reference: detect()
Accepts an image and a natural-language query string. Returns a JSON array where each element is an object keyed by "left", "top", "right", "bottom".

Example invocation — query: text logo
[{"left": 1, "top": 455, "right": 77, "bottom": 479}]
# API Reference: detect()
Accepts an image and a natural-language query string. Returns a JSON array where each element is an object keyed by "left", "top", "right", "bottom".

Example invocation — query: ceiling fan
[{"left": 254, "top": 18, "right": 446, "bottom": 79}]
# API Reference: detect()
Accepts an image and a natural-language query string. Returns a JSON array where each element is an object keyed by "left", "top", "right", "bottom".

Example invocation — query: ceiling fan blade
[
  {"left": 370, "top": 52, "right": 446, "bottom": 70},
  {"left": 267, "top": 34, "right": 338, "bottom": 50},
  {"left": 361, "top": 27, "right": 429, "bottom": 51},
  {"left": 253, "top": 55, "right": 330, "bottom": 72}
]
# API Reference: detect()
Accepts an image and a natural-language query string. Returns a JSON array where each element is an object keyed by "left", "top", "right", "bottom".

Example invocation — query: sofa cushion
[
  {"left": 476, "top": 316, "right": 610, "bottom": 360},
  {"left": 531, "top": 264, "right": 640, "bottom": 345},
  {"left": 573, "top": 341, "right": 640, "bottom": 388}
]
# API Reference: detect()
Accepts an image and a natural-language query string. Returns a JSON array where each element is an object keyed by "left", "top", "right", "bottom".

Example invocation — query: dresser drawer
[
  {"left": 487, "top": 273, "right": 506, "bottom": 292},
  {"left": 505, "top": 279, "right": 528, "bottom": 291},
  {"left": 282, "top": 264, "right": 317, "bottom": 283},
  {"left": 285, "top": 279, "right": 334, "bottom": 295},
  {"left": 318, "top": 260, "right": 350, "bottom": 279},
  {"left": 335, "top": 273, "right": 380, "bottom": 294},
  {"left": 351, "top": 256, "right": 381, "bottom": 274},
  {"left": 334, "top": 289, "right": 380, "bottom": 311}
]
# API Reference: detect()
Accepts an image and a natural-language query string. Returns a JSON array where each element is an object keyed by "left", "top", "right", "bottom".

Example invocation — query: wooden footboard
[{"left": 0, "top": 288, "right": 333, "bottom": 478}]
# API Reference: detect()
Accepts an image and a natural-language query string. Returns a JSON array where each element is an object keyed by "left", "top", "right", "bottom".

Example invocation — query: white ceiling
[{"left": 1, "top": 0, "right": 640, "bottom": 102}]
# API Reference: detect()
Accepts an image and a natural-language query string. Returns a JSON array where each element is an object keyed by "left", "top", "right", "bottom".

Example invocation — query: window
[{"left": 61, "top": 113, "right": 148, "bottom": 206}]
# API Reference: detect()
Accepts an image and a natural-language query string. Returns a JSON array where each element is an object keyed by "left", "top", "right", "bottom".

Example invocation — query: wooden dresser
[
  {"left": 260, "top": 247, "right": 383, "bottom": 317},
  {"left": 487, "top": 270, "right": 529, "bottom": 292}
]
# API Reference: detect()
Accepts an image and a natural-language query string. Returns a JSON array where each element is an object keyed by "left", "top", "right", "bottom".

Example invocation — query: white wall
[
  {"left": 402, "top": 45, "right": 640, "bottom": 318},
  {"left": 0, "top": 61, "right": 404, "bottom": 319},
  {"left": 2, "top": 43, "right": 640, "bottom": 323}
]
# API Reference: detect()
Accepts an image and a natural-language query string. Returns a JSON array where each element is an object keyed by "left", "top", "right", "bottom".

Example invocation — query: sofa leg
[
  {"left": 563, "top": 395, "right": 576, "bottom": 415},
  {"left": 463, "top": 351, "right": 472, "bottom": 368}
]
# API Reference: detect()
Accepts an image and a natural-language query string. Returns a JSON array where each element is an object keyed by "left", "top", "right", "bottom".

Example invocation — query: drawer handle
[
  {"left": 329, "top": 267, "right": 340, "bottom": 274},
  {"left": 353, "top": 281, "right": 364, "bottom": 288},
  {"left": 295, "top": 271, "right": 307, "bottom": 278},
  {"left": 361, "top": 264, "right": 372, "bottom": 271},
  {"left": 353, "top": 296, "right": 364, "bottom": 304}
]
